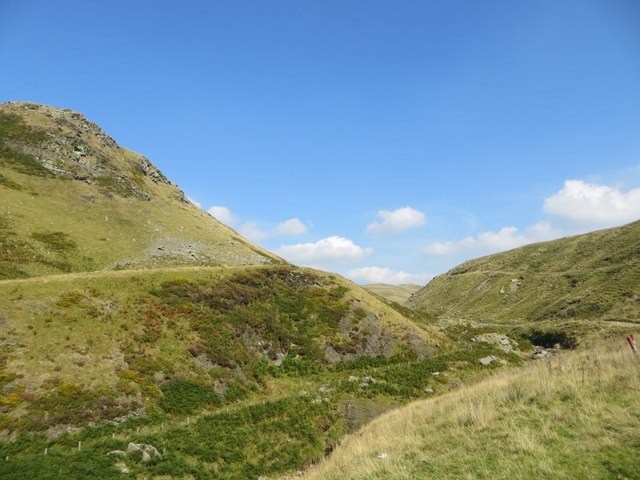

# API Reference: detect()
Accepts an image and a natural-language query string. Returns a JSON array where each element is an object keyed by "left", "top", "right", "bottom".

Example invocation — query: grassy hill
[
  {"left": 1, "top": 102, "right": 486, "bottom": 479},
  {"left": 0, "top": 102, "right": 279, "bottom": 279},
  {"left": 361, "top": 284, "right": 422, "bottom": 304},
  {"left": 0, "top": 264, "right": 524, "bottom": 479},
  {"left": 298, "top": 339, "right": 640, "bottom": 479},
  {"left": 407, "top": 221, "right": 640, "bottom": 327}
]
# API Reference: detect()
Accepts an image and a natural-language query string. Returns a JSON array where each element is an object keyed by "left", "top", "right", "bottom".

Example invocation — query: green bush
[{"left": 159, "top": 379, "right": 220, "bottom": 414}]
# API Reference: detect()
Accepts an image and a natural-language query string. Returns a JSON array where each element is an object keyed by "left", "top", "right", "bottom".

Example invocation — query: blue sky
[{"left": 2, "top": 1, "right": 640, "bottom": 284}]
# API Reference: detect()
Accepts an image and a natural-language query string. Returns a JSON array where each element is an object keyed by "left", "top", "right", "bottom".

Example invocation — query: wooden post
[
  {"left": 78, "top": 441, "right": 82, "bottom": 451},
  {"left": 44, "top": 448, "right": 48, "bottom": 456}
]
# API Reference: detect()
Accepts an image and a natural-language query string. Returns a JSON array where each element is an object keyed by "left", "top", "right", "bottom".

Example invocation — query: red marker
[{"left": 627, "top": 335, "right": 637, "bottom": 354}]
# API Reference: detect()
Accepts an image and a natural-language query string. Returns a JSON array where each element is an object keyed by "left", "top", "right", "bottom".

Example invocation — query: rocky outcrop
[{"left": 1, "top": 102, "right": 170, "bottom": 200}]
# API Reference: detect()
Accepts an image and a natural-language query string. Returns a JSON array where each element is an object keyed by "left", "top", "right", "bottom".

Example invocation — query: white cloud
[
  {"left": 206, "top": 207, "right": 307, "bottom": 241},
  {"left": 543, "top": 180, "right": 640, "bottom": 227},
  {"left": 238, "top": 221, "right": 269, "bottom": 242},
  {"left": 278, "top": 236, "right": 373, "bottom": 264},
  {"left": 366, "top": 207, "right": 426, "bottom": 236},
  {"left": 346, "top": 267, "right": 431, "bottom": 285},
  {"left": 208, "top": 206, "right": 237, "bottom": 226},
  {"left": 424, "top": 226, "right": 530, "bottom": 257},
  {"left": 273, "top": 218, "right": 307, "bottom": 236}
]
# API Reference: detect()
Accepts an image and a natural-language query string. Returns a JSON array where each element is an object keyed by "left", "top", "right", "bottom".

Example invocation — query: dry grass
[{"left": 300, "top": 341, "right": 640, "bottom": 479}]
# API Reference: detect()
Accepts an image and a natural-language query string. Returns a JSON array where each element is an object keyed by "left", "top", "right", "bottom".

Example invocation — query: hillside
[
  {"left": 298, "top": 339, "right": 640, "bottom": 479},
  {"left": 0, "top": 102, "right": 479, "bottom": 479},
  {"left": 361, "top": 284, "right": 422, "bottom": 304},
  {"left": 407, "top": 221, "right": 640, "bottom": 325},
  {"left": 0, "top": 264, "right": 491, "bottom": 479},
  {"left": 0, "top": 102, "right": 280, "bottom": 279}
]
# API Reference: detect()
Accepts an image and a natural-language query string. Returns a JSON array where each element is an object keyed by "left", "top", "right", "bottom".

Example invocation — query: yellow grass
[{"left": 299, "top": 340, "right": 640, "bottom": 479}]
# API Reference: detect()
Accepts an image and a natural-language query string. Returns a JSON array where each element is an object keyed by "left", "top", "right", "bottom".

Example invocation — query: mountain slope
[
  {"left": 407, "top": 221, "right": 640, "bottom": 324},
  {"left": 361, "top": 284, "right": 422, "bottom": 304},
  {"left": 0, "top": 102, "right": 280, "bottom": 279}
]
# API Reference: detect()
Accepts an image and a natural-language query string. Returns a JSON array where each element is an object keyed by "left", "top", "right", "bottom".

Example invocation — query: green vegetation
[
  {"left": 160, "top": 379, "right": 221, "bottom": 414},
  {"left": 0, "top": 394, "right": 342, "bottom": 480},
  {"left": 0, "top": 265, "right": 450, "bottom": 478},
  {"left": 31, "top": 231, "right": 77, "bottom": 253}
]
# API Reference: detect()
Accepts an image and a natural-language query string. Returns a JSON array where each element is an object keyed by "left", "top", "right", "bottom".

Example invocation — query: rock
[
  {"left": 348, "top": 375, "right": 358, "bottom": 382},
  {"left": 424, "top": 387, "right": 434, "bottom": 394},
  {"left": 126, "top": 443, "right": 140, "bottom": 453},
  {"left": 479, "top": 355, "right": 497, "bottom": 366},
  {"left": 318, "top": 385, "right": 329, "bottom": 393},
  {"left": 377, "top": 452, "right": 389, "bottom": 459},
  {"left": 531, "top": 346, "right": 556, "bottom": 360},
  {"left": 114, "top": 462, "right": 129, "bottom": 474},
  {"left": 107, "top": 450, "right": 126, "bottom": 457},
  {"left": 126, "top": 443, "right": 161, "bottom": 463}
]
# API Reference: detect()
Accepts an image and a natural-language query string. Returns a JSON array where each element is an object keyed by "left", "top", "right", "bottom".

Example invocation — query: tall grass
[{"left": 300, "top": 340, "right": 640, "bottom": 479}]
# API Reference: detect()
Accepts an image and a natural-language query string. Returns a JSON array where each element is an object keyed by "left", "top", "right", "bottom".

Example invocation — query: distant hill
[
  {"left": 362, "top": 283, "right": 422, "bottom": 304},
  {"left": 407, "top": 221, "right": 640, "bottom": 324},
  {"left": 0, "top": 102, "right": 280, "bottom": 279}
]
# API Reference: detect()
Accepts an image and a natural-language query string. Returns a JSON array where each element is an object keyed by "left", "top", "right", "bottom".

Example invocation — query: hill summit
[{"left": 0, "top": 102, "right": 280, "bottom": 279}]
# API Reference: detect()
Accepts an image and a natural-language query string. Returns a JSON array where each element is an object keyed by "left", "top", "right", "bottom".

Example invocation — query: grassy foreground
[{"left": 299, "top": 340, "right": 640, "bottom": 480}]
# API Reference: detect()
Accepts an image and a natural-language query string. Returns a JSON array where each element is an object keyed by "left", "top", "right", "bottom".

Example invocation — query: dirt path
[{"left": 0, "top": 265, "right": 251, "bottom": 287}]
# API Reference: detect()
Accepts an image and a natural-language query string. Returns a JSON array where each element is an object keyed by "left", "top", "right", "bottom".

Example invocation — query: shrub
[{"left": 160, "top": 379, "right": 220, "bottom": 414}]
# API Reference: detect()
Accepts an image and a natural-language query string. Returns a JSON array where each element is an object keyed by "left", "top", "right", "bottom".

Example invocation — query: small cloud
[
  {"left": 366, "top": 207, "right": 426, "bottom": 236},
  {"left": 278, "top": 236, "right": 373, "bottom": 264},
  {"left": 543, "top": 180, "right": 640, "bottom": 227},
  {"left": 273, "top": 218, "right": 307, "bottom": 236},
  {"left": 208, "top": 206, "right": 236, "bottom": 226},
  {"left": 346, "top": 267, "right": 431, "bottom": 285},
  {"left": 238, "top": 221, "right": 269, "bottom": 242}
]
